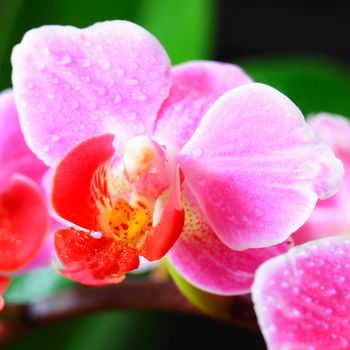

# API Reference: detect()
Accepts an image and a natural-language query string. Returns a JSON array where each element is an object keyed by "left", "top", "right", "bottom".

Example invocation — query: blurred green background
[{"left": 1, "top": 0, "right": 350, "bottom": 349}]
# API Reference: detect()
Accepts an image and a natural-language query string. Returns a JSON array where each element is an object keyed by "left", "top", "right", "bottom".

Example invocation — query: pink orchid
[
  {"left": 293, "top": 113, "right": 350, "bottom": 244},
  {"left": 11, "top": 21, "right": 343, "bottom": 291},
  {"left": 0, "top": 90, "right": 51, "bottom": 310},
  {"left": 253, "top": 237, "right": 350, "bottom": 350},
  {"left": 252, "top": 113, "right": 350, "bottom": 349}
]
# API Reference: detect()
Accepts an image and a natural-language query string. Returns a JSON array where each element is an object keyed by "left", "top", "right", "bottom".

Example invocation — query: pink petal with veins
[
  {"left": 153, "top": 61, "right": 252, "bottom": 152},
  {"left": 253, "top": 237, "right": 350, "bottom": 350},
  {"left": 178, "top": 83, "right": 343, "bottom": 250},
  {"left": 12, "top": 20, "right": 171, "bottom": 166},
  {"left": 168, "top": 188, "right": 291, "bottom": 295}
]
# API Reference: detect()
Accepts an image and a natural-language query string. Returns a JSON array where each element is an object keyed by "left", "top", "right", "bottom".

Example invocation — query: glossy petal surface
[
  {"left": 54, "top": 228, "right": 139, "bottom": 285},
  {"left": 153, "top": 61, "right": 252, "bottom": 151},
  {"left": 12, "top": 20, "right": 171, "bottom": 166},
  {"left": 168, "top": 189, "right": 291, "bottom": 295},
  {"left": 0, "top": 175, "right": 49, "bottom": 271},
  {"left": 52, "top": 134, "right": 115, "bottom": 231},
  {"left": 178, "top": 83, "right": 343, "bottom": 250},
  {"left": 253, "top": 237, "right": 350, "bottom": 350},
  {"left": 0, "top": 90, "right": 47, "bottom": 191},
  {"left": 293, "top": 114, "right": 350, "bottom": 244}
]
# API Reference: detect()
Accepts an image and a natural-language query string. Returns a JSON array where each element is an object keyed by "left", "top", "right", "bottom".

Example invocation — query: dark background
[{"left": 215, "top": 0, "right": 350, "bottom": 63}]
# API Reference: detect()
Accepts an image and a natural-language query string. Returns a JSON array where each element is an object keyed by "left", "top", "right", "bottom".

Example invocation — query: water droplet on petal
[
  {"left": 87, "top": 102, "right": 96, "bottom": 110},
  {"left": 113, "top": 93, "right": 121, "bottom": 104},
  {"left": 115, "top": 68, "right": 124, "bottom": 76},
  {"left": 78, "top": 57, "right": 91, "bottom": 68},
  {"left": 56, "top": 53, "right": 71, "bottom": 65},
  {"left": 131, "top": 92, "right": 147, "bottom": 101},
  {"left": 51, "top": 134, "right": 60, "bottom": 142},
  {"left": 94, "top": 85, "right": 107, "bottom": 96},
  {"left": 43, "top": 145, "right": 50, "bottom": 152},
  {"left": 34, "top": 60, "right": 45, "bottom": 70},
  {"left": 99, "top": 58, "right": 111, "bottom": 69},
  {"left": 125, "top": 78, "right": 138, "bottom": 86},
  {"left": 70, "top": 100, "right": 80, "bottom": 110}
]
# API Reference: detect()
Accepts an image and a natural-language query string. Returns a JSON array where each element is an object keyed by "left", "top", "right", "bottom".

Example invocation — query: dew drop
[
  {"left": 125, "top": 78, "right": 138, "bottom": 86},
  {"left": 34, "top": 60, "right": 45, "bottom": 70},
  {"left": 90, "top": 230, "right": 103, "bottom": 239},
  {"left": 56, "top": 53, "right": 71, "bottom": 65},
  {"left": 70, "top": 100, "right": 80, "bottom": 110},
  {"left": 113, "top": 93, "right": 121, "bottom": 104},
  {"left": 51, "top": 134, "right": 60, "bottom": 142},
  {"left": 131, "top": 92, "right": 147, "bottom": 101},
  {"left": 87, "top": 102, "right": 96, "bottom": 110},
  {"left": 47, "top": 92, "right": 55, "bottom": 100},
  {"left": 78, "top": 57, "right": 91, "bottom": 68},
  {"left": 43, "top": 145, "right": 50, "bottom": 152},
  {"left": 115, "top": 68, "right": 124, "bottom": 76},
  {"left": 94, "top": 85, "right": 107, "bottom": 96},
  {"left": 99, "top": 58, "right": 111, "bottom": 69},
  {"left": 38, "top": 105, "right": 47, "bottom": 112}
]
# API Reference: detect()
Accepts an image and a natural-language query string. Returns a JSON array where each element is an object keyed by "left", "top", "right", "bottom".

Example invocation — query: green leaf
[
  {"left": 166, "top": 260, "right": 231, "bottom": 319},
  {"left": 137, "top": 0, "right": 215, "bottom": 64},
  {"left": 239, "top": 55, "right": 350, "bottom": 118},
  {"left": 4, "top": 266, "right": 76, "bottom": 303}
]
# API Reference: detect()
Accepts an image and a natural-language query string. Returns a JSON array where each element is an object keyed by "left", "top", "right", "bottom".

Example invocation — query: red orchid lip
[{"left": 52, "top": 133, "right": 185, "bottom": 285}]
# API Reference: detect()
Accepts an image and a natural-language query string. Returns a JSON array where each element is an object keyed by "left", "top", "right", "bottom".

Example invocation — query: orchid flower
[
  {"left": 293, "top": 113, "right": 350, "bottom": 244},
  {"left": 252, "top": 113, "right": 350, "bottom": 349},
  {"left": 253, "top": 237, "right": 350, "bottom": 350},
  {"left": 0, "top": 90, "right": 50, "bottom": 310},
  {"left": 11, "top": 21, "right": 343, "bottom": 291}
]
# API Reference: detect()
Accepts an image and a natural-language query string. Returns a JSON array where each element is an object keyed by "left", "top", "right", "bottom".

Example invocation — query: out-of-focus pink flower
[
  {"left": 293, "top": 114, "right": 350, "bottom": 244},
  {"left": 11, "top": 21, "right": 343, "bottom": 291},
  {"left": 0, "top": 91, "right": 50, "bottom": 310},
  {"left": 253, "top": 114, "right": 350, "bottom": 349},
  {"left": 253, "top": 237, "right": 350, "bottom": 350}
]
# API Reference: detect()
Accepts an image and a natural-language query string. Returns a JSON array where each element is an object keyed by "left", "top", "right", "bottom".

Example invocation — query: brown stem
[{"left": 0, "top": 279, "right": 259, "bottom": 344}]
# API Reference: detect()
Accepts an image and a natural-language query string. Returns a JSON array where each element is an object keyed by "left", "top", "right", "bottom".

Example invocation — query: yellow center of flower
[{"left": 108, "top": 198, "right": 152, "bottom": 244}]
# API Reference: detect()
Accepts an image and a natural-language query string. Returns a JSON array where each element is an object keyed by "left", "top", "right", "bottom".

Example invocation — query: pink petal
[
  {"left": 153, "top": 61, "right": 252, "bottom": 152},
  {"left": 178, "top": 83, "right": 343, "bottom": 250},
  {"left": 252, "top": 237, "right": 350, "bottom": 350},
  {"left": 12, "top": 21, "right": 171, "bottom": 166},
  {"left": 167, "top": 189, "right": 291, "bottom": 295},
  {"left": 0, "top": 90, "right": 47, "bottom": 190},
  {"left": 293, "top": 114, "right": 350, "bottom": 244}
]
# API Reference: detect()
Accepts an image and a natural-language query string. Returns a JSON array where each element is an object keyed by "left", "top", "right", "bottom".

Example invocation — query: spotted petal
[
  {"left": 168, "top": 189, "right": 291, "bottom": 295},
  {"left": 0, "top": 175, "right": 49, "bottom": 271},
  {"left": 178, "top": 83, "right": 343, "bottom": 250},
  {"left": 252, "top": 237, "right": 350, "bottom": 350},
  {"left": 153, "top": 61, "right": 252, "bottom": 152},
  {"left": 12, "top": 20, "right": 171, "bottom": 166}
]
